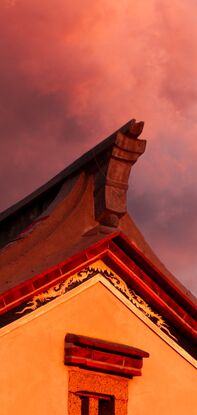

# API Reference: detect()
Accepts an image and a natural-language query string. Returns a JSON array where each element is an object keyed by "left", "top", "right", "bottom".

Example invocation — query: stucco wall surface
[{"left": 0, "top": 281, "right": 196, "bottom": 415}]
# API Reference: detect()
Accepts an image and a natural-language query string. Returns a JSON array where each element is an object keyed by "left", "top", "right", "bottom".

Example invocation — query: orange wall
[{"left": 0, "top": 281, "right": 196, "bottom": 415}]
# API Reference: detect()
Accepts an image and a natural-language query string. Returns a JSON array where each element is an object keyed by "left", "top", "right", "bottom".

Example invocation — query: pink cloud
[{"left": 0, "top": 0, "right": 196, "bottom": 293}]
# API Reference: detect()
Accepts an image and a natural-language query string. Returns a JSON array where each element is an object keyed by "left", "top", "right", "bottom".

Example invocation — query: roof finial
[
  {"left": 127, "top": 119, "right": 144, "bottom": 138},
  {"left": 94, "top": 119, "right": 147, "bottom": 227}
]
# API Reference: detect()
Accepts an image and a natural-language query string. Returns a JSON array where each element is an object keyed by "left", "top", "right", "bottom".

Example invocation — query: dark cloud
[{"left": 129, "top": 186, "right": 197, "bottom": 293}]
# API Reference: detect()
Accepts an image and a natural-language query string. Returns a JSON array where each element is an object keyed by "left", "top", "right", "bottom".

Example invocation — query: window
[
  {"left": 67, "top": 368, "right": 128, "bottom": 415},
  {"left": 65, "top": 334, "right": 149, "bottom": 415},
  {"left": 77, "top": 392, "right": 115, "bottom": 415},
  {"left": 98, "top": 395, "right": 115, "bottom": 415}
]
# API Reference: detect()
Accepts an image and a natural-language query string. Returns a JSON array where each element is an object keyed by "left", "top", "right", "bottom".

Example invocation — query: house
[{"left": 0, "top": 119, "right": 196, "bottom": 415}]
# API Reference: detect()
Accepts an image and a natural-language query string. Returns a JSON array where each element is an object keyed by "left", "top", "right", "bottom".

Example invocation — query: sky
[{"left": 0, "top": 0, "right": 196, "bottom": 295}]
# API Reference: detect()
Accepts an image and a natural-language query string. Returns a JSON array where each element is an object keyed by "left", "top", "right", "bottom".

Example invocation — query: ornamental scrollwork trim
[{"left": 16, "top": 262, "right": 177, "bottom": 341}]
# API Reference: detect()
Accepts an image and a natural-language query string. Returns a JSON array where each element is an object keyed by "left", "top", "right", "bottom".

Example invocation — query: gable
[
  {"left": 1, "top": 258, "right": 196, "bottom": 367},
  {"left": 0, "top": 277, "right": 196, "bottom": 415}
]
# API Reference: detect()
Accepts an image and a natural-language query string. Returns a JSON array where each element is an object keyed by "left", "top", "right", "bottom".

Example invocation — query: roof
[
  {"left": 0, "top": 119, "right": 142, "bottom": 232},
  {"left": 0, "top": 118, "right": 147, "bottom": 283},
  {"left": 0, "top": 119, "right": 196, "bottom": 358}
]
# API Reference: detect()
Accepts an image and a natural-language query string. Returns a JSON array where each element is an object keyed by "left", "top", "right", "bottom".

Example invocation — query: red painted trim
[
  {"left": 0, "top": 233, "right": 119, "bottom": 314},
  {"left": 116, "top": 233, "right": 197, "bottom": 313},
  {"left": 65, "top": 356, "right": 141, "bottom": 377},
  {"left": 0, "top": 232, "right": 196, "bottom": 346},
  {"left": 0, "top": 248, "right": 110, "bottom": 314},
  {"left": 66, "top": 333, "right": 149, "bottom": 358},
  {"left": 64, "top": 333, "right": 149, "bottom": 377},
  {"left": 103, "top": 249, "right": 197, "bottom": 342}
]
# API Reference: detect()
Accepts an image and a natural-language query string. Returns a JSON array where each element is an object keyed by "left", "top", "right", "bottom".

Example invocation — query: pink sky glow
[{"left": 0, "top": 0, "right": 197, "bottom": 295}]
